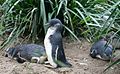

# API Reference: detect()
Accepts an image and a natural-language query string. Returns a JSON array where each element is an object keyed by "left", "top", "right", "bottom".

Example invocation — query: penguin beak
[
  {"left": 45, "top": 23, "right": 50, "bottom": 28},
  {"left": 45, "top": 23, "right": 49, "bottom": 26}
]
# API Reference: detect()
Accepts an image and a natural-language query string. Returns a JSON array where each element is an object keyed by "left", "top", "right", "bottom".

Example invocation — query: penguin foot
[
  {"left": 64, "top": 62, "right": 72, "bottom": 67},
  {"left": 44, "top": 61, "right": 50, "bottom": 64},
  {"left": 44, "top": 64, "right": 57, "bottom": 69},
  {"left": 56, "top": 60, "right": 72, "bottom": 68},
  {"left": 39, "top": 56, "right": 47, "bottom": 64},
  {"left": 31, "top": 56, "right": 47, "bottom": 64},
  {"left": 31, "top": 57, "right": 40, "bottom": 63},
  {"left": 44, "top": 61, "right": 58, "bottom": 68}
]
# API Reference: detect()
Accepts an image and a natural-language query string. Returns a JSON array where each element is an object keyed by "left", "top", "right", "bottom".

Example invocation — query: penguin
[
  {"left": 5, "top": 44, "right": 47, "bottom": 64},
  {"left": 90, "top": 38, "right": 113, "bottom": 61},
  {"left": 44, "top": 18, "right": 72, "bottom": 68},
  {"left": 105, "top": 32, "right": 120, "bottom": 49}
]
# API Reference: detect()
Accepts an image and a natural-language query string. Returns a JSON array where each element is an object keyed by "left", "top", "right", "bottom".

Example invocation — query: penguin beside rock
[
  {"left": 5, "top": 44, "right": 47, "bottom": 64},
  {"left": 44, "top": 18, "right": 72, "bottom": 68},
  {"left": 90, "top": 38, "right": 113, "bottom": 61}
]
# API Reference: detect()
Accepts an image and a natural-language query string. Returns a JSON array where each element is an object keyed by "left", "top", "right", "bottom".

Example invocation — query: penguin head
[
  {"left": 48, "top": 18, "right": 63, "bottom": 32},
  {"left": 5, "top": 47, "right": 15, "bottom": 58}
]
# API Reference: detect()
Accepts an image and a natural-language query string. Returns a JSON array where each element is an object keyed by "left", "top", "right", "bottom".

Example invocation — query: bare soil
[{"left": 0, "top": 38, "right": 120, "bottom": 74}]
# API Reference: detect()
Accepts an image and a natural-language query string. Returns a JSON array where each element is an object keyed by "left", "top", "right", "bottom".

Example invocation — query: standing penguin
[
  {"left": 44, "top": 18, "right": 72, "bottom": 68},
  {"left": 5, "top": 44, "right": 47, "bottom": 64},
  {"left": 90, "top": 38, "right": 113, "bottom": 61}
]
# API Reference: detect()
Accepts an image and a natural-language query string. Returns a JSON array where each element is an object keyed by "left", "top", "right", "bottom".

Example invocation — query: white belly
[{"left": 44, "top": 27, "right": 57, "bottom": 68}]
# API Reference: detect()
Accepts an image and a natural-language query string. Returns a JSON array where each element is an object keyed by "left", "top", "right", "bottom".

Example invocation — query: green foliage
[
  {"left": 1, "top": 0, "right": 120, "bottom": 47},
  {"left": 0, "top": 0, "right": 5, "bottom": 5},
  {"left": 104, "top": 59, "right": 120, "bottom": 72}
]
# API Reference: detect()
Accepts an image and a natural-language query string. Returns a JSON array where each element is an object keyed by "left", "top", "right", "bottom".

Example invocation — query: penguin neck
[{"left": 46, "top": 27, "right": 61, "bottom": 35}]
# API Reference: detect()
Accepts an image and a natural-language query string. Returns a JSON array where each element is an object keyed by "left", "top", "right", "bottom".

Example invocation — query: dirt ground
[{"left": 0, "top": 38, "right": 120, "bottom": 74}]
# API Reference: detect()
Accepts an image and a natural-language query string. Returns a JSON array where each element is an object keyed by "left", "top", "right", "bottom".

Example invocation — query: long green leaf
[{"left": 63, "top": 25, "right": 81, "bottom": 43}]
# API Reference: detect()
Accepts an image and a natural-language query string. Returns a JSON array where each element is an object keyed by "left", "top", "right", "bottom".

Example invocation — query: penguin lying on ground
[
  {"left": 44, "top": 18, "right": 72, "bottom": 68},
  {"left": 5, "top": 44, "right": 47, "bottom": 63},
  {"left": 90, "top": 38, "right": 113, "bottom": 61}
]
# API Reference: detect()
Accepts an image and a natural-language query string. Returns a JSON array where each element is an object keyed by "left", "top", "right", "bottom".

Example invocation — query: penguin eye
[{"left": 5, "top": 54, "right": 8, "bottom": 57}]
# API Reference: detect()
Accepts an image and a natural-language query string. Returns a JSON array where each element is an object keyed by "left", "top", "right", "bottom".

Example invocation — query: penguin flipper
[
  {"left": 55, "top": 46, "right": 72, "bottom": 67},
  {"left": 11, "top": 49, "right": 18, "bottom": 58},
  {"left": 49, "top": 34, "right": 71, "bottom": 67}
]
